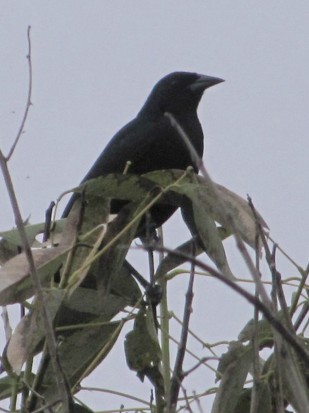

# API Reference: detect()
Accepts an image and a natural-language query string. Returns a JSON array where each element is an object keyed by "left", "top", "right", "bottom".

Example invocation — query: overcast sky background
[{"left": 1, "top": 2, "right": 309, "bottom": 411}]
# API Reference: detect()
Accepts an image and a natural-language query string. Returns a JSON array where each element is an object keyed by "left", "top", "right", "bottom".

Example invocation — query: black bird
[{"left": 62, "top": 71, "right": 224, "bottom": 229}]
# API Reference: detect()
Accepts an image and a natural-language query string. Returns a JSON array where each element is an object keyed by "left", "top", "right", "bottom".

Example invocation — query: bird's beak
[{"left": 189, "top": 75, "right": 225, "bottom": 92}]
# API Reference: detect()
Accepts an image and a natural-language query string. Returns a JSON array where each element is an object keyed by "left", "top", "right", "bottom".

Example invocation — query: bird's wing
[
  {"left": 82, "top": 115, "right": 173, "bottom": 180},
  {"left": 62, "top": 115, "right": 172, "bottom": 217}
]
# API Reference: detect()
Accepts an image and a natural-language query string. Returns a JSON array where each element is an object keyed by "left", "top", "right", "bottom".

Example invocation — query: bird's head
[{"left": 139, "top": 71, "right": 224, "bottom": 117}]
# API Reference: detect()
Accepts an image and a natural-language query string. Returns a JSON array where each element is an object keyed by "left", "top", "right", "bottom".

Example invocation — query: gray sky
[{"left": 1, "top": 1, "right": 309, "bottom": 411}]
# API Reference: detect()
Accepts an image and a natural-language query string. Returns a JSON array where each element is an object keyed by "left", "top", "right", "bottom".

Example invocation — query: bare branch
[
  {"left": 183, "top": 357, "right": 219, "bottom": 378},
  {"left": 165, "top": 112, "right": 273, "bottom": 308},
  {"left": 152, "top": 244, "right": 309, "bottom": 365},
  {"left": 168, "top": 244, "right": 195, "bottom": 412},
  {"left": 0, "top": 27, "right": 71, "bottom": 410},
  {"left": 6, "top": 26, "right": 33, "bottom": 161},
  {"left": 0, "top": 151, "right": 71, "bottom": 411}
]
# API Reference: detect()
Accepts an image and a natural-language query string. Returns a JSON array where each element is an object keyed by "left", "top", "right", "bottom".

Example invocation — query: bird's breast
[{"left": 131, "top": 113, "right": 204, "bottom": 174}]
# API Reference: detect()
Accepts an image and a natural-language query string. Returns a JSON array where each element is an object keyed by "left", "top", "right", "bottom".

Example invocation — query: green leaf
[
  {"left": 143, "top": 170, "right": 268, "bottom": 248},
  {"left": 238, "top": 317, "right": 274, "bottom": 349},
  {"left": 0, "top": 246, "right": 70, "bottom": 305},
  {"left": 0, "top": 237, "right": 20, "bottom": 265},
  {"left": 34, "top": 319, "right": 123, "bottom": 407},
  {"left": 3, "top": 289, "right": 65, "bottom": 373},
  {"left": 26, "top": 193, "right": 146, "bottom": 408},
  {"left": 0, "top": 222, "right": 44, "bottom": 247},
  {"left": 155, "top": 238, "right": 203, "bottom": 279},
  {"left": 234, "top": 384, "right": 273, "bottom": 413},
  {"left": 212, "top": 341, "right": 253, "bottom": 413},
  {"left": 181, "top": 187, "right": 234, "bottom": 279},
  {"left": 59, "top": 284, "right": 139, "bottom": 328},
  {"left": 0, "top": 220, "right": 66, "bottom": 264},
  {"left": 214, "top": 184, "right": 268, "bottom": 248},
  {"left": 0, "top": 373, "right": 35, "bottom": 401},
  {"left": 70, "top": 173, "right": 154, "bottom": 204},
  {"left": 63, "top": 191, "right": 111, "bottom": 291},
  {"left": 125, "top": 306, "right": 161, "bottom": 375},
  {"left": 66, "top": 177, "right": 156, "bottom": 294},
  {"left": 0, "top": 205, "right": 80, "bottom": 305},
  {"left": 84, "top": 200, "right": 145, "bottom": 294},
  {"left": 277, "top": 339, "right": 309, "bottom": 412},
  {"left": 124, "top": 307, "right": 164, "bottom": 403}
]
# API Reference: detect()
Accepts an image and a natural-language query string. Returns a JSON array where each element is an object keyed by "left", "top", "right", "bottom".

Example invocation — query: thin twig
[
  {"left": 192, "top": 390, "right": 204, "bottom": 413},
  {"left": 0, "top": 153, "right": 71, "bottom": 410},
  {"left": 250, "top": 232, "right": 261, "bottom": 413},
  {"left": 248, "top": 199, "right": 309, "bottom": 411},
  {"left": 248, "top": 198, "right": 294, "bottom": 330},
  {"left": 172, "top": 313, "right": 217, "bottom": 357},
  {"left": 80, "top": 386, "right": 150, "bottom": 407},
  {"left": 182, "top": 357, "right": 219, "bottom": 378},
  {"left": 180, "top": 387, "right": 194, "bottom": 413},
  {"left": 43, "top": 201, "right": 55, "bottom": 242},
  {"left": 164, "top": 328, "right": 219, "bottom": 375},
  {"left": 268, "top": 234, "right": 304, "bottom": 272},
  {"left": 168, "top": 243, "right": 196, "bottom": 412},
  {"left": 6, "top": 26, "right": 33, "bottom": 161},
  {"left": 152, "top": 244, "right": 309, "bottom": 365},
  {"left": 0, "top": 27, "right": 71, "bottom": 411},
  {"left": 165, "top": 112, "right": 272, "bottom": 308},
  {"left": 290, "top": 263, "right": 309, "bottom": 318},
  {"left": 157, "top": 227, "right": 172, "bottom": 401},
  {"left": 25, "top": 399, "right": 62, "bottom": 413},
  {"left": 294, "top": 303, "right": 309, "bottom": 331},
  {"left": 272, "top": 248, "right": 293, "bottom": 330},
  {"left": 250, "top": 197, "right": 309, "bottom": 321}
]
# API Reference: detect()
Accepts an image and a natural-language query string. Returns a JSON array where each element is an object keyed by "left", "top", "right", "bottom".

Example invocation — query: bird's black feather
[{"left": 62, "top": 71, "right": 224, "bottom": 230}]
